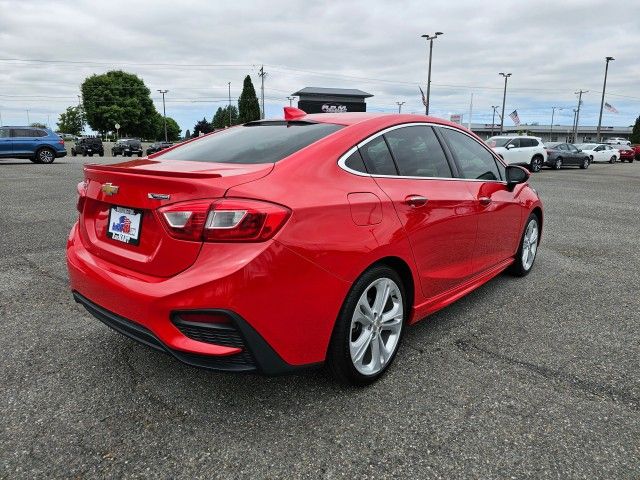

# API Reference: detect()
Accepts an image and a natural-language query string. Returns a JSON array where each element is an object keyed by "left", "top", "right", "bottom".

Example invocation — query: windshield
[
  {"left": 485, "top": 138, "right": 511, "bottom": 148},
  {"left": 158, "top": 121, "right": 343, "bottom": 164}
]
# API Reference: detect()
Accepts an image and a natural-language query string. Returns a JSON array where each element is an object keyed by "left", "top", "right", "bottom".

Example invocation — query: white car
[
  {"left": 575, "top": 143, "right": 619, "bottom": 164},
  {"left": 604, "top": 137, "right": 631, "bottom": 146},
  {"left": 485, "top": 136, "right": 547, "bottom": 172}
]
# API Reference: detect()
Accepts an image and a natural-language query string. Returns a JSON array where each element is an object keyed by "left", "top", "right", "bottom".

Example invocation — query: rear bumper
[
  {"left": 73, "top": 291, "right": 305, "bottom": 374},
  {"left": 56, "top": 150, "right": 67, "bottom": 158},
  {"left": 67, "top": 222, "right": 351, "bottom": 370}
]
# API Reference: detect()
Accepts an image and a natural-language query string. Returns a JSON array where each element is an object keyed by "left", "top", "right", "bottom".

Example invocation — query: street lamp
[
  {"left": 287, "top": 96, "right": 296, "bottom": 107},
  {"left": 396, "top": 101, "right": 405, "bottom": 113},
  {"left": 157, "top": 89, "right": 169, "bottom": 141},
  {"left": 498, "top": 73, "right": 512, "bottom": 134},
  {"left": 491, "top": 106, "right": 499, "bottom": 137},
  {"left": 596, "top": 56, "right": 615, "bottom": 142},
  {"left": 421, "top": 31, "right": 443, "bottom": 115},
  {"left": 550, "top": 106, "right": 562, "bottom": 140}
]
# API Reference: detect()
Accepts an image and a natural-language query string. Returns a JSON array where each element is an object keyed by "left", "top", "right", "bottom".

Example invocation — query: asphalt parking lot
[{"left": 1, "top": 157, "right": 638, "bottom": 479}]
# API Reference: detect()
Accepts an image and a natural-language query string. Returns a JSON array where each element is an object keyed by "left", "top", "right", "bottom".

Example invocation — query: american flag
[
  {"left": 604, "top": 102, "right": 618, "bottom": 114},
  {"left": 419, "top": 86, "right": 428, "bottom": 108},
  {"left": 509, "top": 110, "right": 521, "bottom": 126}
]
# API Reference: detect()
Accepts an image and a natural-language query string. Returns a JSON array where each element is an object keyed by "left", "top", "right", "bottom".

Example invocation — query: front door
[
  {"left": 437, "top": 126, "right": 522, "bottom": 275},
  {"left": 0, "top": 127, "right": 12, "bottom": 157},
  {"left": 358, "top": 126, "right": 478, "bottom": 299}
]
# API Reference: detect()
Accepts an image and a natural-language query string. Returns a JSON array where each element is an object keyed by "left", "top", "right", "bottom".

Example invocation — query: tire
[
  {"left": 71, "top": 149, "right": 77, "bottom": 157},
  {"left": 508, "top": 213, "right": 540, "bottom": 277},
  {"left": 89, "top": 153, "right": 93, "bottom": 157},
  {"left": 609, "top": 156, "right": 616, "bottom": 164},
  {"left": 35, "top": 148, "right": 55, "bottom": 164},
  {"left": 579, "top": 157, "right": 589, "bottom": 169},
  {"left": 553, "top": 157, "right": 563, "bottom": 170},
  {"left": 327, "top": 265, "right": 407, "bottom": 385},
  {"left": 99, "top": 152, "right": 104, "bottom": 157},
  {"left": 589, "top": 155, "right": 594, "bottom": 161},
  {"left": 529, "top": 155, "right": 543, "bottom": 173},
  {"left": 82, "top": 151, "right": 87, "bottom": 157},
  {"left": 112, "top": 151, "right": 118, "bottom": 157},
  {"left": 137, "top": 152, "right": 142, "bottom": 157},
  {"left": 630, "top": 158, "right": 634, "bottom": 163}
]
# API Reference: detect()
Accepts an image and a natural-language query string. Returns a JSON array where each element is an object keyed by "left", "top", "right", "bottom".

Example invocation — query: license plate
[{"left": 107, "top": 206, "right": 142, "bottom": 245}]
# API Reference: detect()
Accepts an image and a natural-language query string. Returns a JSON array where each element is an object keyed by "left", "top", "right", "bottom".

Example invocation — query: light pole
[
  {"left": 287, "top": 96, "right": 295, "bottom": 107},
  {"left": 498, "top": 73, "right": 512, "bottom": 134},
  {"left": 574, "top": 89, "right": 588, "bottom": 143},
  {"left": 596, "top": 56, "right": 614, "bottom": 142},
  {"left": 421, "top": 32, "right": 443, "bottom": 115},
  {"left": 396, "top": 101, "right": 405, "bottom": 113},
  {"left": 26, "top": 109, "right": 30, "bottom": 125},
  {"left": 550, "top": 106, "right": 562, "bottom": 140},
  {"left": 228, "top": 82, "right": 232, "bottom": 126},
  {"left": 157, "top": 89, "right": 168, "bottom": 141},
  {"left": 491, "top": 106, "right": 499, "bottom": 137}
]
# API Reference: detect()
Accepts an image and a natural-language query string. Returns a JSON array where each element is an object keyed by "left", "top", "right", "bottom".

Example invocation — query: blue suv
[{"left": 0, "top": 126, "right": 67, "bottom": 163}]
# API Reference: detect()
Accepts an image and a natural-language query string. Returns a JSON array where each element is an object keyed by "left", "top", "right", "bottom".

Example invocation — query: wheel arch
[
  {"left": 366, "top": 256, "right": 416, "bottom": 312},
  {"left": 34, "top": 145, "right": 55, "bottom": 160},
  {"left": 531, "top": 206, "right": 543, "bottom": 240}
]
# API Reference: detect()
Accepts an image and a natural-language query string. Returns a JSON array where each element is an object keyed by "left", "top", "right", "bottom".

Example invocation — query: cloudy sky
[{"left": 1, "top": 0, "right": 639, "bottom": 135}]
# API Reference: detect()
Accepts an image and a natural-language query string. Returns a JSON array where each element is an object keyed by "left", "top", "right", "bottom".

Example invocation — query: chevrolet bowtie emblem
[{"left": 101, "top": 183, "right": 119, "bottom": 196}]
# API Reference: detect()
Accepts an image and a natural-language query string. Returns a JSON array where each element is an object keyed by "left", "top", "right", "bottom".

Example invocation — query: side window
[
  {"left": 522, "top": 138, "right": 537, "bottom": 147},
  {"left": 10, "top": 129, "right": 28, "bottom": 137},
  {"left": 568, "top": 144, "right": 578, "bottom": 152},
  {"left": 343, "top": 149, "right": 367, "bottom": 173},
  {"left": 358, "top": 136, "right": 397, "bottom": 176},
  {"left": 0, "top": 128, "right": 9, "bottom": 138},
  {"left": 557, "top": 144, "right": 568, "bottom": 151},
  {"left": 35, "top": 129, "right": 47, "bottom": 137},
  {"left": 507, "top": 138, "right": 521, "bottom": 148},
  {"left": 439, "top": 127, "right": 502, "bottom": 181},
  {"left": 384, "top": 126, "right": 451, "bottom": 178}
]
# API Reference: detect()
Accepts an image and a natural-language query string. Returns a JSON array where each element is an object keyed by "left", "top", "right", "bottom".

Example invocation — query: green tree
[
  {"left": 212, "top": 105, "right": 239, "bottom": 129},
  {"left": 630, "top": 116, "right": 640, "bottom": 144},
  {"left": 193, "top": 117, "right": 213, "bottom": 137},
  {"left": 153, "top": 113, "right": 181, "bottom": 141},
  {"left": 30, "top": 122, "right": 47, "bottom": 129},
  {"left": 56, "top": 106, "right": 84, "bottom": 135},
  {"left": 184, "top": 129, "right": 191, "bottom": 139},
  {"left": 81, "top": 70, "right": 157, "bottom": 137},
  {"left": 237, "top": 75, "right": 260, "bottom": 123}
]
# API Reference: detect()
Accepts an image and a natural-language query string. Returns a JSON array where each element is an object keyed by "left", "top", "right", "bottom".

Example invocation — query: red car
[
  {"left": 616, "top": 145, "right": 635, "bottom": 162},
  {"left": 631, "top": 145, "right": 640, "bottom": 161},
  {"left": 67, "top": 109, "right": 543, "bottom": 384}
]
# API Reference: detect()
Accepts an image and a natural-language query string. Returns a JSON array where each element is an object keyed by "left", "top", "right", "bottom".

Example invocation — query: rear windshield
[{"left": 158, "top": 121, "right": 343, "bottom": 164}]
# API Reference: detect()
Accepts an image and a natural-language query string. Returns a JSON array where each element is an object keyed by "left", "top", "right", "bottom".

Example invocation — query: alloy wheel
[
  {"left": 349, "top": 278, "right": 403, "bottom": 376},
  {"left": 39, "top": 149, "right": 54, "bottom": 163},
  {"left": 521, "top": 219, "right": 539, "bottom": 271}
]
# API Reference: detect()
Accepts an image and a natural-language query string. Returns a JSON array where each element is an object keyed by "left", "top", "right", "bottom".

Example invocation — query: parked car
[
  {"left": 615, "top": 145, "right": 635, "bottom": 163},
  {"left": 575, "top": 143, "right": 618, "bottom": 163},
  {"left": 112, "top": 138, "right": 143, "bottom": 157},
  {"left": 485, "top": 135, "right": 547, "bottom": 172},
  {"left": 68, "top": 110, "right": 543, "bottom": 385},
  {"left": 544, "top": 143, "right": 590, "bottom": 169},
  {"left": 71, "top": 137, "right": 104, "bottom": 157},
  {"left": 604, "top": 137, "right": 631, "bottom": 146},
  {"left": 632, "top": 145, "right": 640, "bottom": 161},
  {"left": 0, "top": 126, "right": 67, "bottom": 163},
  {"left": 146, "top": 141, "right": 173, "bottom": 155}
]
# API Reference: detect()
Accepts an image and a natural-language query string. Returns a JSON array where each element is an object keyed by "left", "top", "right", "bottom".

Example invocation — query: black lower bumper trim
[{"left": 72, "top": 292, "right": 314, "bottom": 375}]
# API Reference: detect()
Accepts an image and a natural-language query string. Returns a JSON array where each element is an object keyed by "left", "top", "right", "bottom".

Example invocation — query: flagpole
[{"left": 596, "top": 57, "right": 614, "bottom": 143}]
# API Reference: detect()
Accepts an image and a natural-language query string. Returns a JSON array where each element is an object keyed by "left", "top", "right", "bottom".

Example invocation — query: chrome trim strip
[{"left": 337, "top": 122, "right": 508, "bottom": 184}]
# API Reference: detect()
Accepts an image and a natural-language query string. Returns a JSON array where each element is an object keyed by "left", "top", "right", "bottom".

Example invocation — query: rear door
[
  {"left": 0, "top": 127, "right": 11, "bottom": 157},
  {"left": 359, "top": 125, "right": 478, "bottom": 299},
  {"left": 437, "top": 126, "right": 522, "bottom": 274},
  {"left": 10, "top": 128, "right": 35, "bottom": 156}
]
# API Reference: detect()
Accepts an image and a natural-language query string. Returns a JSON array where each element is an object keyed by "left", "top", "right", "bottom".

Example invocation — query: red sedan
[
  {"left": 616, "top": 145, "right": 635, "bottom": 163},
  {"left": 67, "top": 109, "right": 543, "bottom": 384}
]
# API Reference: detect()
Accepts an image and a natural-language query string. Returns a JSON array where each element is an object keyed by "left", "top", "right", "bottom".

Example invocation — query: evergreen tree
[
  {"left": 237, "top": 75, "right": 260, "bottom": 123},
  {"left": 193, "top": 117, "right": 213, "bottom": 136},
  {"left": 630, "top": 116, "right": 640, "bottom": 144},
  {"left": 213, "top": 106, "right": 239, "bottom": 129},
  {"left": 185, "top": 129, "right": 191, "bottom": 139}
]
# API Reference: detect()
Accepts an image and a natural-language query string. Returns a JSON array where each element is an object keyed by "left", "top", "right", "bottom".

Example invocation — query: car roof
[{"left": 275, "top": 112, "right": 463, "bottom": 129}]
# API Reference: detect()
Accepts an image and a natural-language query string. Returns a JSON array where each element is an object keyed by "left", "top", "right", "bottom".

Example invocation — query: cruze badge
[
  {"left": 148, "top": 193, "right": 171, "bottom": 200},
  {"left": 101, "top": 183, "right": 119, "bottom": 196}
]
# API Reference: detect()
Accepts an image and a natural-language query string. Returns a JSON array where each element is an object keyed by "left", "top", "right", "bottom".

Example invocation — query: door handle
[
  {"left": 405, "top": 195, "right": 428, "bottom": 207},
  {"left": 478, "top": 197, "right": 492, "bottom": 206}
]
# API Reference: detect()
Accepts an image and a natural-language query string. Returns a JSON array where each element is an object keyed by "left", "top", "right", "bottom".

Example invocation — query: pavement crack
[{"left": 454, "top": 339, "right": 639, "bottom": 412}]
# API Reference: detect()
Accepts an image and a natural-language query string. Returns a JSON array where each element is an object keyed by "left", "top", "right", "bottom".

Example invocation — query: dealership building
[{"left": 291, "top": 87, "right": 373, "bottom": 114}]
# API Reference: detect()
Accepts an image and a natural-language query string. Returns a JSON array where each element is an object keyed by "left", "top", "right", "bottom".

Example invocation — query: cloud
[{"left": 0, "top": 0, "right": 638, "bottom": 132}]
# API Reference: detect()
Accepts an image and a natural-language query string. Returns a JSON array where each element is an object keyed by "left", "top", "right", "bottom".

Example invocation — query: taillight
[
  {"left": 59, "top": 139, "right": 65, "bottom": 145},
  {"left": 76, "top": 180, "right": 88, "bottom": 213},
  {"left": 158, "top": 198, "right": 290, "bottom": 242}
]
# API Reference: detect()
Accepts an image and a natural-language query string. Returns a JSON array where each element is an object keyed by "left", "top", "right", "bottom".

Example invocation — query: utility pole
[
  {"left": 596, "top": 57, "right": 614, "bottom": 142},
  {"left": 468, "top": 93, "right": 473, "bottom": 129},
  {"left": 287, "top": 96, "right": 295, "bottom": 107},
  {"left": 26, "top": 109, "right": 30, "bottom": 125},
  {"left": 157, "top": 89, "right": 169, "bottom": 141},
  {"left": 258, "top": 65, "right": 267, "bottom": 119},
  {"left": 421, "top": 32, "right": 443, "bottom": 115},
  {"left": 499, "top": 73, "right": 512, "bottom": 134},
  {"left": 228, "top": 82, "right": 232, "bottom": 126},
  {"left": 491, "top": 106, "right": 499, "bottom": 137},
  {"left": 572, "top": 109, "right": 578, "bottom": 142},
  {"left": 550, "top": 106, "right": 562, "bottom": 140},
  {"left": 396, "top": 101, "right": 405, "bottom": 113},
  {"left": 574, "top": 89, "right": 588, "bottom": 143}
]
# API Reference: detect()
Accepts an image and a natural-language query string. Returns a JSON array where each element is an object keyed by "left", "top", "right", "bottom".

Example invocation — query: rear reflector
[
  {"left": 76, "top": 180, "right": 88, "bottom": 213},
  {"left": 158, "top": 198, "right": 290, "bottom": 242}
]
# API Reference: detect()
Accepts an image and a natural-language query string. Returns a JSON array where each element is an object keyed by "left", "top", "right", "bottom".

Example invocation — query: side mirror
[
  {"left": 505, "top": 144, "right": 514, "bottom": 149},
  {"left": 505, "top": 165, "right": 530, "bottom": 191}
]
